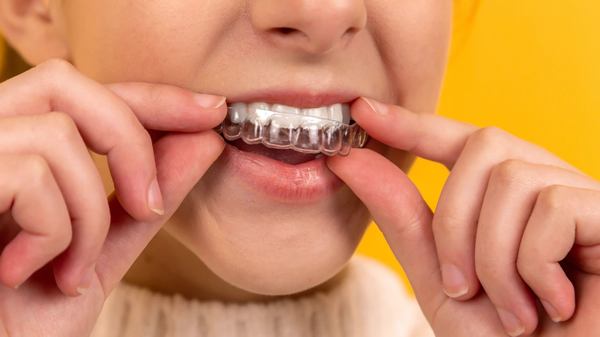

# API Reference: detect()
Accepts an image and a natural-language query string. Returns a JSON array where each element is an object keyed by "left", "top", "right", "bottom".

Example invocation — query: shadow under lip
[{"left": 226, "top": 138, "right": 318, "bottom": 165}]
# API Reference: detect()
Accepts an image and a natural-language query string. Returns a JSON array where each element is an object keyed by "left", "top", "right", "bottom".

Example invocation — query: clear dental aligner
[{"left": 218, "top": 102, "right": 368, "bottom": 156}]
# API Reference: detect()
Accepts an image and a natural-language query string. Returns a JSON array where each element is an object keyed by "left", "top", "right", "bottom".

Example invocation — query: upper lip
[{"left": 226, "top": 90, "right": 361, "bottom": 109}]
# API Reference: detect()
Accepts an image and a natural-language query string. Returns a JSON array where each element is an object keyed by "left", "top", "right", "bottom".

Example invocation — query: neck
[{"left": 123, "top": 228, "right": 348, "bottom": 303}]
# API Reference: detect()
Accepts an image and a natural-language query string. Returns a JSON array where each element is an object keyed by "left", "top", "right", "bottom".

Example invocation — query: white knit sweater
[{"left": 90, "top": 255, "right": 434, "bottom": 337}]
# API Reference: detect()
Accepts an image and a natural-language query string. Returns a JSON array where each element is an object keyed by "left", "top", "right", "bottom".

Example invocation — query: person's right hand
[{"left": 0, "top": 59, "right": 227, "bottom": 336}]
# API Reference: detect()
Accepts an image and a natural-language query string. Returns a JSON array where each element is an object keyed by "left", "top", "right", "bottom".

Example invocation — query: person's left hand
[{"left": 327, "top": 98, "right": 600, "bottom": 337}]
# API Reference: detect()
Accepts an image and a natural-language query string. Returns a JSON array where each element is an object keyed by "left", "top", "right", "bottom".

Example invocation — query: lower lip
[{"left": 219, "top": 143, "right": 344, "bottom": 202}]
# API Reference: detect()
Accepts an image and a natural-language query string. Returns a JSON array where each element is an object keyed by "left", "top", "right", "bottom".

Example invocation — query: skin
[
  {"left": 51, "top": 0, "right": 451, "bottom": 299},
  {"left": 0, "top": 0, "right": 599, "bottom": 336}
]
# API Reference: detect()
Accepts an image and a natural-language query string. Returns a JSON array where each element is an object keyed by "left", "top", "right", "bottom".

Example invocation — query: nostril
[
  {"left": 340, "top": 27, "right": 360, "bottom": 44},
  {"left": 345, "top": 27, "right": 360, "bottom": 36},
  {"left": 271, "top": 27, "right": 310, "bottom": 41},
  {"left": 275, "top": 27, "right": 297, "bottom": 35}
]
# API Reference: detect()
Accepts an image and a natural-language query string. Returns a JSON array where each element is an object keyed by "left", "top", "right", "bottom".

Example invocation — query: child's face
[{"left": 57, "top": 0, "right": 452, "bottom": 294}]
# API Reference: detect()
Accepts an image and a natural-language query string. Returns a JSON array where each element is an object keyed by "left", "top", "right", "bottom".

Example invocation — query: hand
[
  {"left": 328, "top": 98, "right": 600, "bottom": 336},
  {"left": 0, "top": 59, "right": 226, "bottom": 336}
]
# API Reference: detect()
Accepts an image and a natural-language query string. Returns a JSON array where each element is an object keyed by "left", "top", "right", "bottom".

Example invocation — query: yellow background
[
  {"left": 357, "top": 0, "right": 600, "bottom": 290},
  {"left": 2, "top": 1, "right": 600, "bottom": 292}
]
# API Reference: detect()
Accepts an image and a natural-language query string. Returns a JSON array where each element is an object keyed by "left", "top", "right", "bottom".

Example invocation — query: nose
[{"left": 250, "top": 0, "right": 367, "bottom": 54}]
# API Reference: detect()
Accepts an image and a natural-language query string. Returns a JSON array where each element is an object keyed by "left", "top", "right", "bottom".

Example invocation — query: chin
[
  {"left": 198, "top": 205, "right": 370, "bottom": 296},
  {"left": 167, "top": 141, "right": 372, "bottom": 295}
]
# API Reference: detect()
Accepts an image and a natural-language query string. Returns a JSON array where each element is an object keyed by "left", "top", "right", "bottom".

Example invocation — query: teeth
[
  {"left": 301, "top": 107, "right": 329, "bottom": 119},
  {"left": 341, "top": 104, "right": 350, "bottom": 124},
  {"left": 229, "top": 102, "right": 350, "bottom": 128},
  {"left": 235, "top": 103, "right": 349, "bottom": 123},
  {"left": 327, "top": 104, "right": 343, "bottom": 123},
  {"left": 271, "top": 104, "right": 300, "bottom": 115},
  {"left": 248, "top": 102, "right": 273, "bottom": 125},
  {"left": 228, "top": 102, "right": 248, "bottom": 123},
  {"left": 271, "top": 104, "right": 302, "bottom": 128}
]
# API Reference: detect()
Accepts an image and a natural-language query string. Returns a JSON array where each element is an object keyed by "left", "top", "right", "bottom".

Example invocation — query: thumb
[
  {"left": 327, "top": 148, "right": 446, "bottom": 318},
  {"left": 94, "top": 130, "right": 224, "bottom": 296}
]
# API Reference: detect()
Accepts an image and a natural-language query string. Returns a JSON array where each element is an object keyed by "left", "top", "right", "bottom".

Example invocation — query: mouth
[
  {"left": 221, "top": 101, "right": 348, "bottom": 164},
  {"left": 218, "top": 101, "right": 367, "bottom": 164},
  {"left": 212, "top": 93, "right": 362, "bottom": 201}
]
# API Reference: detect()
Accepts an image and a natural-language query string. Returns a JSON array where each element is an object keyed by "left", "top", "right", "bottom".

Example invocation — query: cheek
[
  {"left": 369, "top": 0, "right": 453, "bottom": 111},
  {"left": 62, "top": 0, "right": 240, "bottom": 84},
  {"left": 166, "top": 173, "right": 371, "bottom": 295}
]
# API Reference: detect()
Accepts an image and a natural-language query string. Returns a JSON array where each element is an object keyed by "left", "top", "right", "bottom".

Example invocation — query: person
[{"left": 0, "top": 0, "right": 599, "bottom": 336}]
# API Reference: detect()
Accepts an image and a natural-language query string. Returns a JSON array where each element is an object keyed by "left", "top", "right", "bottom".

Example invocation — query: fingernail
[
  {"left": 77, "top": 265, "right": 95, "bottom": 295},
  {"left": 441, "top": 264, "right": 469, "bottom": 298},
  {"left": 361, "top": 97, "right": 388, "bottom": 116},
  {"left": 147, "top": 178, "right": 164, "bottom": 215},
  {"left": 497, "top": 308, "right": 525, "bottom": 336},
  {"left": 194, "top": 94, "right": 226, "bottom": 109},
  {"left": 541, "top": 299, "right": 562, "bottom": 323}
]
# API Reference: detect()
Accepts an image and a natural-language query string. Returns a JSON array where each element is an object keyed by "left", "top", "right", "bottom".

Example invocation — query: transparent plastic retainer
[{"left": 216, "top": 103, "right": 368, "bottom": 157}]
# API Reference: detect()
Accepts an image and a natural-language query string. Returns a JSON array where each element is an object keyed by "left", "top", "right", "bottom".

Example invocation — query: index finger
[
  {"left": 0, "top": 60, "right": 226, "bottom": 222},
  {"left": 106, "top": 82, "right": 226, "bottom": 132},
  {"left": 352, "top": 97, "right": 477, "bottom": 168},
  {"left": 327, "top": 148, "right": 446, "bottom": 319}
]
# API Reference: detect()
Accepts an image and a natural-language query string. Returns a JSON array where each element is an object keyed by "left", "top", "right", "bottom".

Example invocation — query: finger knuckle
[
  {"left": 537, "top": 185, "right": 568, "bottom": 214},
  {"left": 432, "top": 213, "right": 465, "bottom": 237},
  {"left": 489, "top": 159, "right": 530, "bottom": 188},
  {"left": 119, "top": 128, "right": 153, "bottom": 157},
  {"left": 21, "top": 155, "right": 73, "bottom": 248},
  {"left": 145, "top": 84, "right": 168, "bottom": 109},
  {"left": 42, "top": 112, "right": 80, "bottom": 144},
  {"left": 23, "top": 154, "right": 52, "bottom": 186},
  {"left": 462, "top": 127, "right": 512, "bottom": 162},
  {"left": 36, "top": 58, "right": 77, "bottom": 80},
  {"left": 387, "top": 198, "right": 430, "bottom": 241},
  {"left": 469, "top": 126, "right": 508, "bottom": 147}
]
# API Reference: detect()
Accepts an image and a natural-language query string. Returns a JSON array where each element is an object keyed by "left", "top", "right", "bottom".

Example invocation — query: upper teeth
[{"left": 228, "top": 102, "right": 351, "bottom": 127}]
